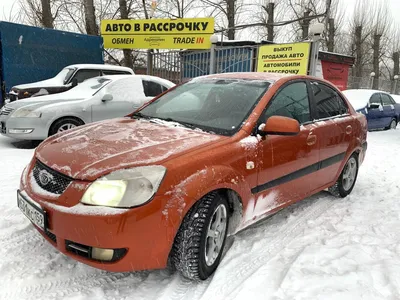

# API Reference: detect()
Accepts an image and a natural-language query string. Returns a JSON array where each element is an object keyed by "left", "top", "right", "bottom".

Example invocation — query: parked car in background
[
  {"left": 17, "top": 73, "right": 367, "bottom": 281},
  {"left": 0, "top": 74, "right": 174, "bottom": 140},
  {"left": 391, "top": 94, "right": 400, "bottom": 104},
  {"left": 343, "top": 89, "right": 400, "bottom": 130},
  {"left": 7, "top": 64, "right": 134, "bottom": 102}
]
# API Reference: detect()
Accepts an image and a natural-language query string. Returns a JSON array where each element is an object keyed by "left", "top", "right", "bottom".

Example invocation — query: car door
[
  {"left": 381, "top": 93, "right": 396, "bottom": 127},
  {"left": 366, "top": 93, "right": 384, "bottom": 130},
  {"left": 308, "top": 80, "right": 354, "bottom": 185},
  {"left": 254, "top": 80, "right": 320, "bottom": 215},
  {"left": 91, "top": 77, "right": 146, "bottom": 122}
]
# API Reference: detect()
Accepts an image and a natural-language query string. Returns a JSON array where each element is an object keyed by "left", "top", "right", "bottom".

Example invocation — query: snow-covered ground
[{"left": 0, "top": 130, "right": 400, "bottom": 300}]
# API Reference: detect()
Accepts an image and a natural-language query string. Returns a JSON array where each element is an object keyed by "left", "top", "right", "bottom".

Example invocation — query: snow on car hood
[
  {"left": 342, "top": 89, "right": 375, "bottom": 111},
  {"left": 35, "top": 118, "right": 223, "bottom": 181},
  {"left": 13, "top": 78, "right": 66, "bottom": 90},
  {"left": 4, "top": 95, "right": 85, "bottom": 111}
]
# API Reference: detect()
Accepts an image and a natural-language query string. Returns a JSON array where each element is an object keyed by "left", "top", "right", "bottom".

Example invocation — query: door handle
[
  {"left": 346, "top": 125, "right": 352, "bottom": 134},
  {"left": 307, "top": 134, "right": 317, "bottom": 146}
]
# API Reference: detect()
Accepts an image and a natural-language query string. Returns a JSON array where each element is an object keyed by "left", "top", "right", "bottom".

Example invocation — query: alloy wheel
[{"left": 205, "top": 204, "right": 228, "bottom": 267}]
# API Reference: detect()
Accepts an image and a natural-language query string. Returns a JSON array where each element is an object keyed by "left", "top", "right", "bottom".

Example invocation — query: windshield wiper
[
  {"left": 132, "top": 112, "right": 151, "bottom": 119},
  {"left": 150, "top": 117, "right": 196, "bottom": 129}
]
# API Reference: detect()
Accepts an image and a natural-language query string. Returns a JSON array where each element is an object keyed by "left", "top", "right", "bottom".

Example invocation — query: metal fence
[
  {"left": 347, "top": 76, "right": 400, "bottom": 94},
  {"left": 146, "top": 47, "right": 400, "bottom": 96},
  {"left": 146, "top": 45, "right": 259, "bottom": 83}
]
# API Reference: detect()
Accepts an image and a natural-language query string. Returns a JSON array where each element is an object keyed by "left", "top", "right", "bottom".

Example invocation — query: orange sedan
[{"left": 18, "top": 73, "right": 368, "bottom": 281}]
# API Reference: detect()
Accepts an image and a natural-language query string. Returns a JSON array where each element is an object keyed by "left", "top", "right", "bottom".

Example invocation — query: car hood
[
  {"left": 5, "top": 95, "right": 85, "bottom": 111},
  {"left": 35, "top": 118, "right": 224, "bottom": 181},
  {"left": 13, "top": 78, "right": 66, "bottom": 90}
]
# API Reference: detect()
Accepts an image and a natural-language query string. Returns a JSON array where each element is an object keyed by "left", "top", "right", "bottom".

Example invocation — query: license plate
[{"left": 17, "top": 191, "right": 46, "bottom": 231}]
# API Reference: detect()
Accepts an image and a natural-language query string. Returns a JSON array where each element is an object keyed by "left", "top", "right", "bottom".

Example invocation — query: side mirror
[
  {"left": 71, "top": 78, "right": 78, "bottom": 87},
  {"left": 260, "top": 115, "right": 300, "bottom": 136},
  {"left": 368, "top": 103, "right": 380, "bottom": 109},
  {"left": 101, "top": 94, "right": 113, "bottom": 102}
]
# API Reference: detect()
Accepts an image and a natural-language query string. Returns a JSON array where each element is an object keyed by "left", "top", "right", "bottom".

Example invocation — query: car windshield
[
  {"left": 63, "top": 77, "right": 111, "bottom": 98},
  {"left": 55, "top": 68, "right": 76, "bottom": 84},
  {"left": 135, "top": 78, "right": 271, "bottom": 135}
]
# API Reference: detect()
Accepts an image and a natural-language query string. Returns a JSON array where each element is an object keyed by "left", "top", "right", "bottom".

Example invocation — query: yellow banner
[
  {"left": 101, "top": 18, "right": 214, "bottom": 49},
  {"left": 257, "top": 42, "right": 311, "bottom": 75},
  {"left": 103, "top": 34, "right": 212, "bottom": 49}
]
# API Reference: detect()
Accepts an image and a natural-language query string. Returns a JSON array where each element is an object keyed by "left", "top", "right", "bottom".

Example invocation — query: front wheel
[
  {"left": 171, "top": 192, "right": 229, "bottom": 281},
  {"left": 389, "top": 119, "right": 397, "bottom": 130},
  {"left": 328, "top": 154, "right": 359, "bottom": 198},
  {"left": 49, "top": 117, "right": 84, "bottom": 136}
]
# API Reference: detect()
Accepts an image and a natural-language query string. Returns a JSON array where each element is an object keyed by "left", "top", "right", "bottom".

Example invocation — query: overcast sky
[{"left": 1, "top": 0, "right": 400, "bottom": 27}]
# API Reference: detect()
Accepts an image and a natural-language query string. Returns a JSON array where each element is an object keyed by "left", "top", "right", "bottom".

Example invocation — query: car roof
[
  {"left": 197, "top": 72, "right": 292, "bottom": 82},
  {"left": 65, "top": 64, "right": 134, "bottom": 73},
  {"left": 343, "top": 89, "right": 389, "bottom": 98},
  {"left": 98, "top": 74, "right": 176, "bottom": 87}
]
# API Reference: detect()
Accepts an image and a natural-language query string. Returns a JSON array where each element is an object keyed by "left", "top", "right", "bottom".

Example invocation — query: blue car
[{"left": 343, "top": 89, "right": 400, "bottom": 131}]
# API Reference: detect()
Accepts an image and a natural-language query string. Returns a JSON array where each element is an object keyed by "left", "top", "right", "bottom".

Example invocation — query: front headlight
[
  {"left": 81, "top": 166, "right": 166, "bottom": 208},
  {"left": 11, "top": 108, "right": 42, "bottom": 118}
]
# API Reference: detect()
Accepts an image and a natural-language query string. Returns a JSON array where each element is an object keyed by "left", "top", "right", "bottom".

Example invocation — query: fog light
[
  {"left": 9, "top": 128, "right": 33, "bottom": 134},
  {"left": 91, "top": 247, "right": 114, "bottom": 261}
]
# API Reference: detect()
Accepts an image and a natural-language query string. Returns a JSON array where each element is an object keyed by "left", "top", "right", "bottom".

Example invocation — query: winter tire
[
  {"left": 389, "top": 119, "right": 397, "bottom": 130},
  {"left": 49, "top": 117, "right": 84, "bottom": 136},
  {"left": 328, "top": 154, "right": 359, "bottom": 198},
  {"left": 171, "top": 192, "right": 229, "bottom": 281}
]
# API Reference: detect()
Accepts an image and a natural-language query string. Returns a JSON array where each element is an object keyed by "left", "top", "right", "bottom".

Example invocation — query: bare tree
[
  {"left": 19, "top": 0, "right": 62, "bottom": 28},
  {"left": 156, "top": 0, "right": 200, "bottom": 18},
  {"left": 348, "top": 0, "right": 376, "bottom": 86},
  {"left": 255, "top": 0, "right": 286, "bottom": 42},
  {"left": 199, "top": 0, "right": 246, "bottom": 40},
  {"left": 119, "top": 0, "right": 133, "bottom": 69},
  {"left": 370, "top": 1, "right": 391, "bottom": 89},
  {"left": 83, "top": 0, "right": 98, "bottom": 35}
]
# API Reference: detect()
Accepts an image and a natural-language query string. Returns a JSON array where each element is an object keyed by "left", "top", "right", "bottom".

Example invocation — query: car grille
[
  {"left": 32, "top": 160, "right": 73, "bottom": 195},
  {"left": 0, "top": 106, "right": 14, "bottom": 116}
]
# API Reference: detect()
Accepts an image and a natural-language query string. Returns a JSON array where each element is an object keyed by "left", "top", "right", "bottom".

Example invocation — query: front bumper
[
  {"left": 0, "top": 116, "right": 49, "bottom": 140},
  {"left": 19, "top": 161, "right": 179, "bottom": 272}
]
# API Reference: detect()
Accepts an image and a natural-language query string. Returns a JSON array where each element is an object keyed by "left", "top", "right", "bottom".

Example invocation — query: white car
[
  {"left": 7, "top": 64, "right": 135, "bottom": 102},
  {"left": 0, "top": 75, "right": 175, "bottom": 140}
]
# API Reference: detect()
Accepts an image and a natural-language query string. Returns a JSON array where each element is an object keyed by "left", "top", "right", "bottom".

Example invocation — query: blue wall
[{"left": 0, "top": 22, "right": 104, "bottom": 96}]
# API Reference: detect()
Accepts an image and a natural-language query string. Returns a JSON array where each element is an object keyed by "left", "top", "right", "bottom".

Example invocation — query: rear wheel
[
  {"left": 389, "top": 118, "right": 397, "bottom": 130},
  {"left": 171, "top": 192, "right": 229, "bottom": 281},
  {"left": 49, "top": 117, "right": 84, "bottom": 136},
  {"left": 328, "top": 154, "right": 359, "bottom": 198}
]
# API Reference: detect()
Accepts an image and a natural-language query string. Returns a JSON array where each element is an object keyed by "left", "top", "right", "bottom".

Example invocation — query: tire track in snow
[
  {"left": 0, "top": 272, "right": 132, "bottom": 300},
  {"left": 0, "top": 224, "right": 41, "bottom": 253},
  {"left": 196, "top": 195, "right": 334, "bottom": 300}
]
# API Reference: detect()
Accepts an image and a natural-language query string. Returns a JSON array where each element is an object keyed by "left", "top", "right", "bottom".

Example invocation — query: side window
[
  {"left": 381, "top": 94, "right": 394, "bottom": 106},
  {"left": 102, "top": 70, "right": 132, "bottom": 75},
  {"left": 73, "top": 69, "right": 101, "bottom": 83},
  {"left": 312, "top": 82, "right": 349, "bottom": 119},
  {"left": 369, "top": 93, "right": 381, "bottom": 105},
  {"left": 142, "top": 80, "right": 163, "bottom": 97},
  {"left": 263, "top": 81, "right": 311, "bottom": 124}
]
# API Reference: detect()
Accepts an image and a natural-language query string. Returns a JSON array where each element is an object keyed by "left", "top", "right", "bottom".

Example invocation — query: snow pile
[
  {"left": 2, "top": 130, "right": 400, "bottom": 299},
  {"left": 240, "top": 136, "right": 259, "bottom": 150}
]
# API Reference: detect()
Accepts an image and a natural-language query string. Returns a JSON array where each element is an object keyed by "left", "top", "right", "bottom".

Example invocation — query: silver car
[{"left": 0, "top": 75, "right": 175, "bottom": 140}]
